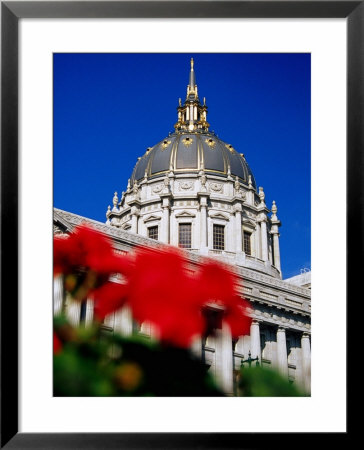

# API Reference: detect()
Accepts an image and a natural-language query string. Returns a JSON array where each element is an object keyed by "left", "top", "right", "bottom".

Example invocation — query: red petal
[
  {"left": 53, "top": 332, "right": 62, "bottom": 354},
  {"left": 92, "top": 282, "right": 128, "bottom": 320}
]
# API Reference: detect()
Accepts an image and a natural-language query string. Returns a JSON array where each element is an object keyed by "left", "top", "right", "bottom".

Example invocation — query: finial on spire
[
  {"left": 113, "top": 191, "right": 118, "bottom": 207},
  {"left": 259, "top": 187, "right": 265, "bottom": 204},
  {"left": 174, "top": 58, "right": 210, "bottom": 132},
  {"left": 271, "top": 200, "right": 278, "bottom": 220},
  {"left": 189, "top": 57, "right": 196, "bottom": 91}
]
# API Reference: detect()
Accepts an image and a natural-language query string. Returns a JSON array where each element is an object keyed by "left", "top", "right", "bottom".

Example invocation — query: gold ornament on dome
[
  {"left": 225, "top": 144, "right": 235, "bottom": 153},
  {"left": 182, "top": 137, "right": 193, "bottom": 147},
  {"left": 205, "top": 138, "right": 216, "bottom": 149},
  {"left": 161, "top": 140, "right": 171, "bottom": 151}
]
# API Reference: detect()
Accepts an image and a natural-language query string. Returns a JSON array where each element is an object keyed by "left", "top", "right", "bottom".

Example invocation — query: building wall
[{"left": 54, "top": 208, "right": 311, "bottom": 395}]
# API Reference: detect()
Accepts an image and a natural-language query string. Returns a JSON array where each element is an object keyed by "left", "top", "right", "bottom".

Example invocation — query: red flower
[
  {"left": 197, "top": 260, "right": 252, "bottom": 339},
  {"left": 54, "top": 225, "right": 251, "bottom": 347},
  {"left": 54, "top": 225, "right": 130, "bottom": 277},
  {"left": 126, "top": 247, "right": 205, "bottom": 347},
  {"left": 53, "top": 225, "right": 132, "bottom": 316},
  {"left": 125, "top": 247, "right": 251, "bottom": 347},
  {"left": 92, "top": 282, "right": 129, "bottom": 321}
]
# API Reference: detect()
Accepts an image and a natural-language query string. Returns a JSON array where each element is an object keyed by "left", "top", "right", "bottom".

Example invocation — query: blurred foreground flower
[
  {"left": 126, "top": 247, "right": 205, "bottom": 347},
  {"left": 126, "top": 248, "right": 251, "bottom": 347},
  {"left": 54, "top": 225, "right": 132, "bottom": 317},
  {"left": 53, "top": 225, "right": 256, "bottom": 396},
  {"left": 197, "top": 261, "right": 251, "bottom": 338},
  {"left": 54, "top": 225, "right": 252, "bottom": 348}
]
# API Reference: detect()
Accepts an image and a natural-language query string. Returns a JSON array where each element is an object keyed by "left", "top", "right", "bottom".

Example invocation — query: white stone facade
[
  {"left": 106, "top": 173, "right": 283, "bottom": 280},
  {"left": 54, "top": 208, "right": 311, "bottom": 395}
]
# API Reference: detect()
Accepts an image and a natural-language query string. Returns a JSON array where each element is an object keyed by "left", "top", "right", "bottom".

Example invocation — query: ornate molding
[
  {"left": 152, "top": 184, "right": 164, "bottom": 194},
  {"left": 209, "top": 212, "right": 229, "bottom": 221},
  {"left": 175, "top": 210, "right": 196, "bottom": 219},
  {"left": 160, "top": 139, "right": 171, "bottom": 150},
  {"left": 182, "top": 137, "right": 193, "bottom": 147},
  {"left": 209, "top": 182, "right": 223, "bottom": 192},
  {"left": 178, "top": 181, "right": 194, "bottom": 191},
  {"left": 205, "top": 138, "right": 216, "bottom": 149},
  {"left": 143, "top": 214, "right": 162, "bottom": 223}
]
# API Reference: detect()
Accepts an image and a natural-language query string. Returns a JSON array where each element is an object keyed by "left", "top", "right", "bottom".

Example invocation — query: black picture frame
[{"left": 1, "top": 1, "right": 357, "bottom": 448}]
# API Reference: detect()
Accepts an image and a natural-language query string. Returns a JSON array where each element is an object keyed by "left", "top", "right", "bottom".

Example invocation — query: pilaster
[
  {"left": 160, "top": 193, "right": 172, "bottom": 244},
  {"left": 129, "top": 199, "right": 141, "bottom": 234},
  {"left": 215, "top": 322, "right": 234, "bottom": 395},
  {"left": 276, "top": 326, "right": 289, "bottom": 379},
  {"left": 198, "top": 191, "right": 210, "bottom": 252},
  {"left": 250, "top": 319, "right": 262, "bottom": 361},
  {"left": 301, "top": 332, "right": 311, "bottom": 394}
]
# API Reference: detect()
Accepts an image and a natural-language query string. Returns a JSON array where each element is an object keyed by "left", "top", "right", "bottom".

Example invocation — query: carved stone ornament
[
  {"left": 182, "top": 137, "right": 193, "bottom": 147},
  {"left": 225, "top": 144, "right": 235, "bottom": 153},
  {"left": 113, "top": 192, "right": 118, "bottom": 207},
  {"left": 160, "top": 139, "right": 171, "bottom": 151},
  {"left": 205, "top": 138, "right": 216, "bottom": 149},
  {"left": 209, "top": 182, "right": 223, "bottom": 192},
  {"left": 133, "top": 181, "right": 139, "bottom": 195},
  {"left": 179, "top": 181, "right": 193, "bottom": 191},
  {"left": 152, "top": 184, "right": 163, "bottom": 194}
]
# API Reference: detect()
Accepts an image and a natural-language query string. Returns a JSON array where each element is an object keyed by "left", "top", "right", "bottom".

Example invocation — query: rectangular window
[
  {"left": 178, "top": 223, "right": 192, "bottom": 248},
  {"left": 148, "top": 225, "right": 158, "bottom": 240},
  {"left": 243, "top": 231, "right": 252, "bottom": 255},
  {"left": 213, "top": 224, "right": 225, "bottom": 250}
]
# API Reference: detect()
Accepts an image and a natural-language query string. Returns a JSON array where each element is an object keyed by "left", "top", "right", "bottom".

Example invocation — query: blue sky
[{"left": 54, "top": 53, "right": 311, "bottom": 279}]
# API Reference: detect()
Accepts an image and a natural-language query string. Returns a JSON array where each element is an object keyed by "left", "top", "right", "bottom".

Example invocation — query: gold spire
[{"left": 174, "top": 58, "right": 209, "bottom": 132}]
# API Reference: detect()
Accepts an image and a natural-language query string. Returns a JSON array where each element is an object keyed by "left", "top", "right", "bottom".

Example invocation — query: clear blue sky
[{"left": 54, "top": 53, "right": 311, "bottom": 279}]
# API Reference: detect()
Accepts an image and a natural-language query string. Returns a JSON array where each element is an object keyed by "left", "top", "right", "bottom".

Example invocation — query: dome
[
  {"left": 107, "top": 58, "right": 282, "bottom": 281},
  {"left": 129, "top": 57, "right": 257, "bottom": 190},
  {"left": 130, "top": 130, "right": 257, "bottom": 190}
]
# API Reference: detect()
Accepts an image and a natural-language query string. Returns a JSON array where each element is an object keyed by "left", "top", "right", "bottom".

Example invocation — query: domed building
[
  {"left": 54, "top": 58, "right": 311, "bottom": 395},
  {"left": 106, "top": 59, "right": 282, "bottom": 280}
]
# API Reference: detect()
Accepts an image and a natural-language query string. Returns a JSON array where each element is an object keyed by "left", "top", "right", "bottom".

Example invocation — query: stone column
[
  {"left": 250, "top": 320, "right": 261, "bottom": 361},
  {"left": 162, "top": 205, "right": 170, "bottom": 243},
  {"left": 268, "top": 235, "right": 273, "bottom": 264},
  {"left": 65, "top": 294, "right": 81, "bottom": 326},
  {"left": 198, "top": 192, "right": 209, "bottom": 252},
  {"left": 200, "top": 205, "right": 207, "bottom": 249},
  {"left": 53, "top": 274, "right": 64, "bottom": 315},
  {"left": 270, "top": 201, "right": 281, "bottom": 272},
  {"left": 272, "top": 231, "right": 282, "bottom": 273},
  {"left": 276, "top": 326, "right": 289, "bottom": 378},
  {"left": 301, "top": 332, "right": 311, "bottom": 394},
  {"left": 260, "top": 218, "right": 269, "bottom": 261},
  {"left": 215, "top": 322, "right": 234, "bottom": 394},
  {"left": 160, "top": 194, "right": 171, "bottom": 244},
  {"left": 114, "top": 306, "right": 133, "bottom": 336},
  {"left": 85, "top": 299, "right": 94, "bottom": 325},
  {"left": 130, "top": 207, "right": 139, "bottom": 234},
  {"left": 255, "top": 222, "right": 261, "bottom": 259},
  {"left": 234, "top": 203, "right": 243, "bottom": 252}
]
